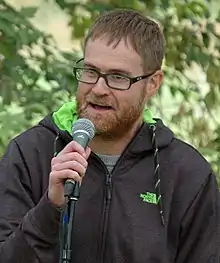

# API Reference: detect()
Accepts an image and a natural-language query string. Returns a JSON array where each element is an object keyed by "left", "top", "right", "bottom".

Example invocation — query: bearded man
[{"left": 0, "top": 8, "right": 219, "bottom": 263}]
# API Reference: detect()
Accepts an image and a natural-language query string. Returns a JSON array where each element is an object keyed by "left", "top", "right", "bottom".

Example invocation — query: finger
[
  {"left": 58, "top": 141, "right": 86, "bottom": 156},
  {"left": 85, "top": 146, "right": 91, "bottom": 159},
  {"left": 51, "top": 152, "right": 88, "bottom": 167},
  {"left": 50, "top": 170, "right": 82, "bottom": 184},
  {"left": 52, "top": 161, "right": 86, "bottom": 177}
]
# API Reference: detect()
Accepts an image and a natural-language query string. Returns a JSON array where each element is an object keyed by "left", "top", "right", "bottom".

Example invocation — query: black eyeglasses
[{"left": 73, "top": 58, "right": 155, "bottom": 90}]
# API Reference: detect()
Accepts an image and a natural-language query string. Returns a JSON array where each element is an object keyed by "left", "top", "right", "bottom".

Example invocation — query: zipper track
[
  {"left": 91, "top": 153, "right": 113, "bottom": 263},
  {"left": 91, "top": 127, "right": 143, "bottom": 262},
  {"left": 99, "top": 171, "right": 112, "bottom": 263}
]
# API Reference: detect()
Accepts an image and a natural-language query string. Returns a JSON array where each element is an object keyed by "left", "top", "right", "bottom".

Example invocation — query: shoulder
[
  {"left": 6, "top": 124, "right": 57, "bottom": 162},
  {"left": 160, "top": 135, "right": 214, "bottom": 188},
  {"left": 169, "top": 137, "right": 212, "bottom": 174},
  {"left": 162, "top": 137, "right": 216, "bottom": 204},
  {"left": 15, "top": 123, "right": 56, "bottom": 146},
  {"left": 160, "top": 137, "right": 219, "bottom": 219}
]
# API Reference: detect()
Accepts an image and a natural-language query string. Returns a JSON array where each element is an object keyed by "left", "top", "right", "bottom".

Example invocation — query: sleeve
[
  {"left": 0, "top": 139, "right": 61, "bottom": 263},
  {"left": 175, "top": 172, "right": 220, "bottom": 263}
]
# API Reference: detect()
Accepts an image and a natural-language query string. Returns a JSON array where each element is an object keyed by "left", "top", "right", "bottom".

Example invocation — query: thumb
[{"left": 84, "top": 146, "right": 91, "bottom": 159}]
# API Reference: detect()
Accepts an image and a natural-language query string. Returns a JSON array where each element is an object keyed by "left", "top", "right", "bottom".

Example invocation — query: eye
[
  {"left": 83, "top": 69, "right": 97, "bottom": 78},
  {"left": 109, "top": 74, "right": 128, "bottom": 83}
]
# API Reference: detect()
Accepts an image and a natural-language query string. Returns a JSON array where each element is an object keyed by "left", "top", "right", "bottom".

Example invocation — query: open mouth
[{"left": 89, "top": 103, "right": 113, "bottom": 110}]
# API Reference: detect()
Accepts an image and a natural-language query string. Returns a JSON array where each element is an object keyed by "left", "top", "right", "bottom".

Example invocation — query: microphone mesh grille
[{"left": 72, "top": 118, "right": 95, "bottom": 140}]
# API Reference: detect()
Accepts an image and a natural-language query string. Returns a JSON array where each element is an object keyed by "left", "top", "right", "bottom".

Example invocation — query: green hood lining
[{"left": 52, "top": 99, "right": 156, "bottom": 135}]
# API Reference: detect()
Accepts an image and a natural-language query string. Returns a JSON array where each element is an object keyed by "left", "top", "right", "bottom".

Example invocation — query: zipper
[
  {"left": 92, "top": 128, "right": 142, "bottom": 263},
  {"left": 91, "top": 153, "right": 113, "bottom": 263},
  {"left": 99, "top": 171, "right": 112, "bottom": 263}
]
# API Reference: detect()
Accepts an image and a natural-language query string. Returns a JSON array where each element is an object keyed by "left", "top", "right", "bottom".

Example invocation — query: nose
[{"left": 91, "top": 77, "right": 111, "bottom": 96}]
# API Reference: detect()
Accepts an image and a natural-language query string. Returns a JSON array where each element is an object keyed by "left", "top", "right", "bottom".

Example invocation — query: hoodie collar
[
  {"left": 126, "top": 119, "right": 173, "bottom": 154},
  {"left": 39, "top": 100, "right": 173, "bottom": 152},
  {"left": 52, "top": 99, "right": 156, "bottom": 135}
]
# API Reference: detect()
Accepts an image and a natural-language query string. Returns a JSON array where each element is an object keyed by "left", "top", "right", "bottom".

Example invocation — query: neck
[{"left": 89, "top": 119, "right": 143, "bottom": 155}]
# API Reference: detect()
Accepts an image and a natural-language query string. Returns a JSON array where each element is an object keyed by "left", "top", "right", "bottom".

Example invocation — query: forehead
[{"left": 84, "top": 38, "right": 143, "bottom": 74}]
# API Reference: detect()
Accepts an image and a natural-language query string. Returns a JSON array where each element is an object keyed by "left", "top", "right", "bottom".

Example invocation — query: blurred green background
[{"left": 0, "top": 0, "right": 220, "bottom": 183}]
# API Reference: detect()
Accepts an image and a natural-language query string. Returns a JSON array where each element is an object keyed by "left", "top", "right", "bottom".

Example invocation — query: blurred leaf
[{"left": 19, "top": 7, "right": 38, "bottom": 18}]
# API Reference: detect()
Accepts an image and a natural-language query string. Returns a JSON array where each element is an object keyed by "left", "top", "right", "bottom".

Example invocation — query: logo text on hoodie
[{"left": 140, "top": 192, "right": 160, "bottom": 205}]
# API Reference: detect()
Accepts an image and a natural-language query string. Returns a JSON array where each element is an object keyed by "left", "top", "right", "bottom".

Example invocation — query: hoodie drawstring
[
  {"left": 53, "top": 134, "right": 60, "bottom": 157},
  {"left": 149, "top": 124, "right": 165, "bottom": 226}
]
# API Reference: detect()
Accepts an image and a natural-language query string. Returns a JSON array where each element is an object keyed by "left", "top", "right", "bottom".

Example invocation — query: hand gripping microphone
[{"left": 64, "top": 118, "right": 95, "bottom": 197}]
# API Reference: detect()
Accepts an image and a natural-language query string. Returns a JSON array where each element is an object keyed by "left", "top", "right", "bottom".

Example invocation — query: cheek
[
  {"left": 76, "top": 83, "right": 91, "bottom": 100},
  {"left": 117, "top": 92, "right": 139, "bottom": 107},
  {"left": 117, "top": 89, "right": 146, "bottom": 112}
]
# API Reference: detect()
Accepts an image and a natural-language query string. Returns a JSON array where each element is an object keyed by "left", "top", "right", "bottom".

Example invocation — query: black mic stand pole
[{"left": 59, "top": 181, "right": 80, "bottom": 263}]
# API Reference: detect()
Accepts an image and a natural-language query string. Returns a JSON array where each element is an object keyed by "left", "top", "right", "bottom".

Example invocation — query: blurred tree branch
[{"left": 0, "top": 0, "right": 220, "bottom": 180}]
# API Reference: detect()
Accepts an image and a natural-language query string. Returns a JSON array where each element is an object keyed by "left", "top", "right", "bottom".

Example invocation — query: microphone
[{"left": 64, "top": 118, "right": 95, "bottom": 197}]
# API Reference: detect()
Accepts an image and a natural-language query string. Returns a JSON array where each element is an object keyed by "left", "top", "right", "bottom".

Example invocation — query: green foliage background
[{"left": 0, "top": 0, "right": 220, "bottom": 182}]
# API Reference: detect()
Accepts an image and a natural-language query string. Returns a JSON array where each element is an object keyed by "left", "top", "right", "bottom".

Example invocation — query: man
[{"left": 0, "top": 8, "right": 219, "bottom": 263}]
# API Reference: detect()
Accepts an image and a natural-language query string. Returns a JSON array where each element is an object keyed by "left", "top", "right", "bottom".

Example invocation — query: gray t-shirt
[{"left": 96, "top": 153, "right": 120, "bottom": 174}]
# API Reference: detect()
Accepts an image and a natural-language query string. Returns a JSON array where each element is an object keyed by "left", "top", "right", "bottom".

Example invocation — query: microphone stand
[{"left": 59, "top": 182, "right": 80, "bottom": 263}]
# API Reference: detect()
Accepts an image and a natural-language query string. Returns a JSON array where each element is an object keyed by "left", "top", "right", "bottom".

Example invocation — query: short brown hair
[{"left": 84, "top": 9, "right": 165, "bottom": 73}]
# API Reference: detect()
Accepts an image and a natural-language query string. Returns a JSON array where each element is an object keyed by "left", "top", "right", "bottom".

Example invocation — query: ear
[{"left": 146, "top": 70, "right": 163, "bottom": 97}]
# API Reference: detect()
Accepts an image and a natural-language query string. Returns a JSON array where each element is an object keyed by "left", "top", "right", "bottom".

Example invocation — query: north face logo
[{"left": 140, "top": 192, "right": 160, "bottom": 204}]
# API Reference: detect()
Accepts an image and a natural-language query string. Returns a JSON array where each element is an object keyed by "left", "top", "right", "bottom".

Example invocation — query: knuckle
[
  {"left": 69, "top": 152, "right": 77, "bottom": 158},
  {"left": 51, "top": 157, "right": 58, "bottom": 165},
  {"left": 49, "top": 171, "right": 58, "bottom": 182},
  {"left": 69, "top": 141, "right": 79, "bottom": 151},
  {"left": 51, "top": 162, "right": 60, "bottom": 171},
  {"left": 70, "top": 160, "right": 77, "bottom": 167},
  {"left": 49, "top": 170, "right": 56, "bottom": 177},
  {"left": 82, "top": 166, "right": 86, "bottom": 174},
  {"left": 69, "top": 171, "right": 81, "bottom": 182},
  {"left": 72, "top": 152, "right": 81, "bottom": 161},
  {"left": 70, "top": 140, "right": 78, "bottom": 147},
  {"left": 65, "top": 152, "right": 77, "bottom": 163}
]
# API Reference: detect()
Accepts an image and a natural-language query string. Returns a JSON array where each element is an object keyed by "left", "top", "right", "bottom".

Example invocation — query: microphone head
[{"left": 72, "top": 118, "right": 95, "bottom": 140}]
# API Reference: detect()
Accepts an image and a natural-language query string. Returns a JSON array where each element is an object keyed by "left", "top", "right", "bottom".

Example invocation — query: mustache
[{"left": 86, "top": 96, "right": 115, "bottom": 108}]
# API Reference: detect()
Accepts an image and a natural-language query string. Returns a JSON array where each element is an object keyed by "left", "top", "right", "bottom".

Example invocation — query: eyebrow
[{"left": 84, "top": 61, "right": 132, "bottom": 76}]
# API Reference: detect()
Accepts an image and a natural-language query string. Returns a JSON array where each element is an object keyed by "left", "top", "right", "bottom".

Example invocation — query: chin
[
  {"left": 92, "top": 118, "right": 113, "bottom": 133},
  {"left": 87, "top": 115, "right": 117, "bottom": 136},
  {"left": 80, "top": 110, "right": 113, "bottom": 123},
  {"left": 79, "top": 109, "right": 129, "bottom": 136}
]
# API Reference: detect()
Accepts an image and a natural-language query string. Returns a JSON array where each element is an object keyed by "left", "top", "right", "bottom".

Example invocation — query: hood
[
  {"left": 39, "top": 99, "right": 173, "bottom": 152},
  {"left": 52, "top": 98, "right": 156, "bottom": 134},
  {"left": 39, "top": 100, "right": 174, "bottom": 226},
  {"left": 49, "top": 99, "right": 173, "bottom": 148}
]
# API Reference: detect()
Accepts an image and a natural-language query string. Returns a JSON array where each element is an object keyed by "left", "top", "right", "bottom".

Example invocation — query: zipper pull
[{"left": 106, "top": 173, "right": 112, "bottom": 201}]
